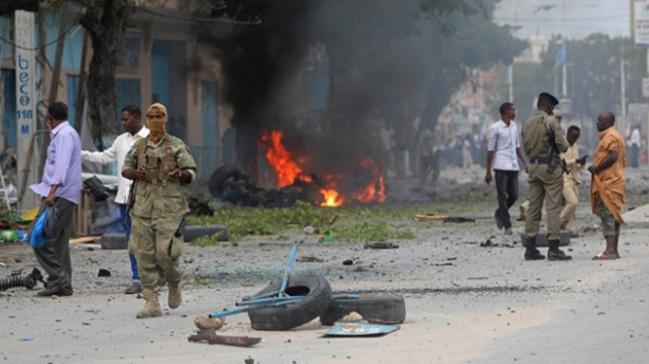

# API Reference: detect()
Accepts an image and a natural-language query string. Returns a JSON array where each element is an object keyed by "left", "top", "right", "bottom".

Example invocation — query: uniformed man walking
[
  {"left": 521, "top": 93, "right": 571, "bottom": 261},
  {"left": 122, "top": 103, "right": 197, "bottom": 318}
]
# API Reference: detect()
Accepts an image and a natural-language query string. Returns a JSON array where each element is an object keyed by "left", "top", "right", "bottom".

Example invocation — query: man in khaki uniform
[
  {"left": 560, "top": 126, "right": 587, "bottom": 235},
  {"left": 518, "top": 110, "right": 563, "bottom": 221},
  {"left": 521, "top": 93, "right": 571, "bottom": 261},
  {"left": 122, "top": 103, "right": 197, "bottom": 318}
]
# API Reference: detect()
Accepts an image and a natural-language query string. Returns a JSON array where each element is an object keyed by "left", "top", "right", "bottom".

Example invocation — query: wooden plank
[{"left": 69, "top": 236, "right": 101, "bottom": 245}]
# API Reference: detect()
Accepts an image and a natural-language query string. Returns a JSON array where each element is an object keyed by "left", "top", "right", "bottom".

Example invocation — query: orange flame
[
  {"left": 353, "top": 159, "right": 386, "bottom": 204},
  {"left": 259, "top": 130, "right": 386, "bottom": 207},
  {"left": 258, "top": 130, "right": 312, "bottom": 187},
  {"left": 320, "top": 188, "right": 345, "bottom": 207}
]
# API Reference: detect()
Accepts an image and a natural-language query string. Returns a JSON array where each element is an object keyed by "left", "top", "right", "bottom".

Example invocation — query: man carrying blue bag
[
  {"left": 29, "top": 208, "right": 48, "bottom": 249},
  {"left": 29, "top": 101, "right": 82, "bottom": 297}
]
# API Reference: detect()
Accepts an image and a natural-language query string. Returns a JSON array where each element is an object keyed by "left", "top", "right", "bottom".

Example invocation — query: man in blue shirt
[{"left": 30, "top": 101, "right": 82, "bottom": 297}]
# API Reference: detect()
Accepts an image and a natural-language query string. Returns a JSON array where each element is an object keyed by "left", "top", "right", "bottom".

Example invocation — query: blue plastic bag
[{"left": 29, "top": 208, "right": 48, "bottom": 249}]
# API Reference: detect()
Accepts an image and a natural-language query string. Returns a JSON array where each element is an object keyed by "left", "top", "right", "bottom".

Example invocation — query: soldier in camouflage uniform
[
  {"left": 122, "top": 103, "right": 197, "bottom": 318},
  {"left": 521, "top": 93, "right": 571, "bottom": 261}
]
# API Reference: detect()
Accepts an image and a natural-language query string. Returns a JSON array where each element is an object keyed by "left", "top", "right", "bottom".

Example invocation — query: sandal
[{"left": 592, "top": 252, "right": 620, "bottom": 261}]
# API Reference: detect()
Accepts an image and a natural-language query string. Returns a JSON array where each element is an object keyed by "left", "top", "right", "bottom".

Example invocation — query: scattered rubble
[
  {"left": 0, "top": 268, "right": 43, "bottom": 291},
  {"left": 208, "top": 165, "right": 318, "bottom": 207},
  {"left": 187, "top": 329, "right": 261, "bottom": 347},
  {"left": 194, "top": 315, "right": 225, "bottom": 330},
  {"left": 364, "top": 242, "right": 399, "bottom": 249},
  {"left": 296, "top": 256, "right": 324, "bottom": 263}
]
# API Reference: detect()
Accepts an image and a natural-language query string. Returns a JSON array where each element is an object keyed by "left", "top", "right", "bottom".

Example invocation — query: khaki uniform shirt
[
  {"left": 123, "top": 135, "right": 197, "bottom": 219},
  {"left": 522, "top": 110, "right": 569, "bottom": 160},
  {"left": 561, "top": 143, "right": 583, "bottom": 186}
]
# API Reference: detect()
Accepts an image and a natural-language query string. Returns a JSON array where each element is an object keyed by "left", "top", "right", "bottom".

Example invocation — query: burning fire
[
  {"left": 258, "top": 131, "right": 312, "bottom": 187},
  {"left": 259, "top": 130, "right": 386, "bottom": 207},
  {"left": 353, "top": 159, "right": 386, "bottom": 204},
  {"left": 320, "top": 188, "right": 344, "bottom": 207}
]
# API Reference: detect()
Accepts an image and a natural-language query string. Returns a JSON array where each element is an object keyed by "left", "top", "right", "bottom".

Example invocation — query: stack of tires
[{"left": 247, "top": 274, "right": 406, "bottom": 331}]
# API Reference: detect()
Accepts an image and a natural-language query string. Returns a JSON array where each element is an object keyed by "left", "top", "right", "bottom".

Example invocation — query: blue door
[
  {"left": 1, "top": 69, "right": 17, "bottom": 148},
  {"left": 151, "top": 54, "right": 171, "bottom": 107}
]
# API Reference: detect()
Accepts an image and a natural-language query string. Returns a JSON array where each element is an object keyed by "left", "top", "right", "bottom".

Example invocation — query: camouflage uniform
[
  {"left": 123, "top": 135, "right": 197, "bottom": 289},
  {"left": 522, "top": 110, "right": 569, "bottom": 256}
]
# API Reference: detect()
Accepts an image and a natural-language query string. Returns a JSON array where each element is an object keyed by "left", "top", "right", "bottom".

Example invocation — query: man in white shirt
[
  {"left": 485, "top": 102, "right": 529, "bottom": 235},
  {"left": 629, "top": 125, "right": 641, "bottom": 168},
  {"left": 82, "top": 105, "right": 149, "bottom": 294}
]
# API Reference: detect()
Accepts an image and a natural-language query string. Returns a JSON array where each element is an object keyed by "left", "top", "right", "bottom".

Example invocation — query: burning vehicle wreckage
[{"left": 209, "top": 130, "right": 386, "bottom": 208}]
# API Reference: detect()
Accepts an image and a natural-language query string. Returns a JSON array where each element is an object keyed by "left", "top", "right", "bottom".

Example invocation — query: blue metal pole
[
  {"left": 278, "top": 240, "right": 302, "bottom": 296},
  {"left": 236, "top": 296, "right": 304, "bottom": 306},
  {"left": 211, "top": 298, "right": 302, "bottom": 318}
]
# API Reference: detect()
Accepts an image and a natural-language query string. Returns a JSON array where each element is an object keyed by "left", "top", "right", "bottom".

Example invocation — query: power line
[
  {"left": 495, "top": 14, "right": 628, "bottom": 23},
  {"left": 0, "top": 24, "right": 79, "bottom": 51},
  {"left": 136, "top": 6, "right": 261, "bottom": 25}
]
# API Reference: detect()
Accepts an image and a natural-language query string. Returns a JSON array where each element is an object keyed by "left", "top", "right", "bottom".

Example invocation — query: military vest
[
  {"left": 137, "top": 137, "right": 178, "bottom": 185},
  {"left": 130, "top": 136, "right": 194, "bottom": 219}
]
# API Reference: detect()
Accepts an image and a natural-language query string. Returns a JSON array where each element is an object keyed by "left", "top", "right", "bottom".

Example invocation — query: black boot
[
  {"left": 547, "top": 239, "right": 572, "bottom": 261},
  {"left": 524, "top": 236, "right": 545, "bottom": 261}
]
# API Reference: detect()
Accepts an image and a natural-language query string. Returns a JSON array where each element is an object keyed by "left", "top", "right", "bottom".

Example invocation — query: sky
[{"left": 494, "top": 0, "right": 630, "bottom": 39}]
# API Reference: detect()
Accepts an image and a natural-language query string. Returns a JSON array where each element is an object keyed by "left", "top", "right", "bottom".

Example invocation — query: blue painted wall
[
  {"left": 114, "top": 79, "right": 141, "bottom": 133},
  {"left": 66, "top": 75, "right": 79, "bottom": 127},
  {"left": 43, "top": 11, "right": 84, "bottom": 73},
  {"left": 0, "top": 17, "right": 12, "bottom": 63}
]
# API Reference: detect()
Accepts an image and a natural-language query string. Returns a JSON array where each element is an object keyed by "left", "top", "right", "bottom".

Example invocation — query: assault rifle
[{"left": 546, "top": 125, "right": 568, "bottom": 174}]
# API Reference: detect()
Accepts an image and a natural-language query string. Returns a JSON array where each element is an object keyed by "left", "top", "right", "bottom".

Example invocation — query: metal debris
[
  {"left": 364, "top": 242, "right": 399, "bottom": 249},
  {"left": 0, "top": 268, "right": 43, "bottom": 291},
  {"left": 188, "top": 329, "right": 261, "bottom": 347}
]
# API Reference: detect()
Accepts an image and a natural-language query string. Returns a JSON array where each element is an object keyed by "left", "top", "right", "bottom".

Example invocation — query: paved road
[{"left": 2, "top": 221, "right": 648, "bottom": 364}]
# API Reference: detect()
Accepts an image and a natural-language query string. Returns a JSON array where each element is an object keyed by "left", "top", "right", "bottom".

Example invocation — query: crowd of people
[
  {"left": 484, "top": 92, "right": 626, "bottom": 262},
  {"left": 24, "top": 92, "right": 636, "bottom": 321},
  {"left": 29, "top": 101, "right": 197, "bottom": 319}
]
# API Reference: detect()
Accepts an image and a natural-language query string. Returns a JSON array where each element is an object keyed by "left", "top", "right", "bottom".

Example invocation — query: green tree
[
  {"left": 545, "top": 34, "right": 645, "bottom": 120},
  {"left": 507, "top": 34, "right": 646, "bottom": 123},
  {"left": 206, "top": 0, "right": 523, "bottom": 131},
  {"left": 77, "top": 0, "right": 134, "bottom": 149},
  {"left": 418, "top": 0, "right": 526, "bottom": 132}
]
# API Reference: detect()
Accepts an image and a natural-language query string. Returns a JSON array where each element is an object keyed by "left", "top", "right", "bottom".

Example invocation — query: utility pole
[
  {"left": 620, "top": 56, "right": 627, "bottom": 135},
  {"left": 631, "top": 0, "right": 649, "bottom": 164},
  {"left": 14, "top": 10, "right": 38, "bottom": 211},
  {"left": 562, "top": 62, "right": 567, "bottom": 98},
  {"left": 507, "top": 64, "right": 514, "bottom": 102}
]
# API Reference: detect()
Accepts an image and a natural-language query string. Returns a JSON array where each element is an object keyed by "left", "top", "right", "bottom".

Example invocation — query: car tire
[
  {"left": 319, "top": 292, "right": 406, "bottom": 325},
  {"left": 247, "top": 274, "right": 332, "bottom": 331}
]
